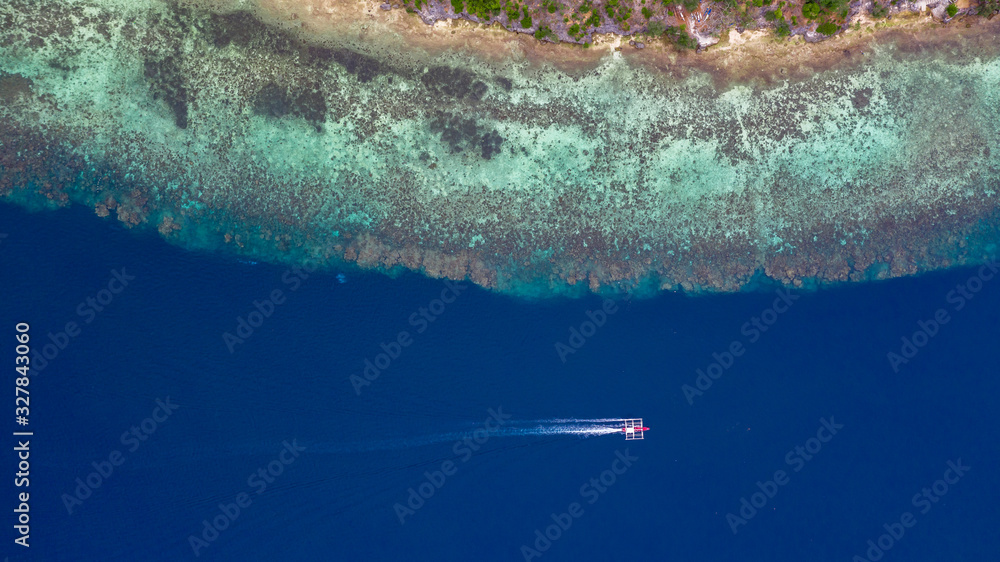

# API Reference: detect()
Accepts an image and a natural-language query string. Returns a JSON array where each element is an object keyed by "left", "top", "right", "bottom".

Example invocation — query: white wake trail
[
  {"left": 535, "top": 418, "right": 625, "bottom": 424},
  {"left": 312, "top": 421, "right": 622, "bottom": 453}
]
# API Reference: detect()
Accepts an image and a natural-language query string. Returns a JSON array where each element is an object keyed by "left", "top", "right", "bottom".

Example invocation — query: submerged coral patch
[{"left": 143, "top": 55, "right": 189, "bottom": 129}]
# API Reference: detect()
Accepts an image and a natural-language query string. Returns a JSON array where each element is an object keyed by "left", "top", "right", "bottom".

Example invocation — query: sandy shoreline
[{"left": 205, "top": 0, "right": 1000, "bottom": 86}]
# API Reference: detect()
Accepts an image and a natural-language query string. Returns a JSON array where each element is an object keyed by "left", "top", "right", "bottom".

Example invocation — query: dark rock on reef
[
  {"left": 422, "top": 66, "right": 488, "bottom": 102},
  {"left": 143, "top": 56, "right": 189, "bottom": 129},
  {"left": 332, "top": 49, "right": 383, "bottom": 83},
  {"left": 252, "top": 82, "right": 328, "bottom": 132},
  {"left": 0, "top": 70, "right": 33, "bottom": 101},
  {"left": 852, "top": 87, "right": 873, "bottom": 110}
]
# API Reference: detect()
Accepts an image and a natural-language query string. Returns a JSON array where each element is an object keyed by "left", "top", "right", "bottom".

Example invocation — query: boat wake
[{"left": 313, "top": 419, "right": 626, "bottom": 453}]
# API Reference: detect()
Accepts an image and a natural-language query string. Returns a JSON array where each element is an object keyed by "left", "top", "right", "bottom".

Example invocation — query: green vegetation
[
  {"left": 647, "top": 20, "right": 666, "bottom": 34},
  {"left": 461, "top": 0, "right": 503, "bottom": 18},
  {"left": 979, "top": 0, "right": 1000, "bottom": 15},
  {"left": 870, "top": 2, "right": 889, "bottom": 17},
  {"left": 400, "top": 0, "right": 872, "bottom": 45},
  {"left": 664, "top": 24, "right": 698, "bottom": 48},
  {"left": 794, "top": 0, "right": 850, "bottom": 23},
  {"left": 775, "top": 18, "right": 791, "bottom": 36},
  {"left": 946, "top": 2, "right": 958, "bottom": 16},
  {"left": 816, "top": 21, "right": 839, "bottom": 34},
  {"left": 534, "top": 25, "right": 557, "bottom": 39}
]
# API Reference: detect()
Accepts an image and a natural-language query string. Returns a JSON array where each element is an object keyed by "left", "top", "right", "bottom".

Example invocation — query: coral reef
[{"left": 1, "top": 0, "right": 999, "bottom": 297}]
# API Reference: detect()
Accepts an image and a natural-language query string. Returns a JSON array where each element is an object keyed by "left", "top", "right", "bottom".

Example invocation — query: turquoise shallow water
[{"left": 1, "top": 1, "right": 999, "bottom": 297}]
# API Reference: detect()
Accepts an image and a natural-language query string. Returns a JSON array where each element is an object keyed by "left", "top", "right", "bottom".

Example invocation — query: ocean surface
[{"left": 2, "top": 201, "right": 998, "bottom": 561}]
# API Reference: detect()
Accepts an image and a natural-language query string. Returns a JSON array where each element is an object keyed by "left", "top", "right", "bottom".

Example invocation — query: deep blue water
[{"left": 1, "top": 202, "right": 998, "bottom": 561}]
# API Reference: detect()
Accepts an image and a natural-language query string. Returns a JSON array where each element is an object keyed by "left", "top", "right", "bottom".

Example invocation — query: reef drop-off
[{"left": 1, "top": 0, "right": 999, "bottom": 296}]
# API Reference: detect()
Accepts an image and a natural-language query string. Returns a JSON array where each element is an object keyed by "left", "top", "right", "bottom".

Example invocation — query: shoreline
[{"left": 240, "top": 0, "right": 1000, "bottom": 85}]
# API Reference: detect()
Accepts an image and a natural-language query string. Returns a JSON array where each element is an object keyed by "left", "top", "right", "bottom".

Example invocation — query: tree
[{"left": 816, "top": 22, "right": 839, "bottom": 34}]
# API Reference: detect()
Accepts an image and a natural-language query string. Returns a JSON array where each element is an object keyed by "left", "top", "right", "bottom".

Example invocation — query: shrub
[
  {"left": 801, "top": 2, "right": 821, "bottom": 18},
  {"left": 535, "top": 25, "right": 556, "bottom": 39},
  {"left": 775, "top": 18, "right": 791, "bottom": 36},
  {"left": 647, "top": 20, "right": 666, "bottom": 34},
  {"left": 452, "top": 0, "right": 464, "bottom": 12},
  {"left": 642, "top": 6, "right": 654, "bottom": 18},
  {"left": 682, "top": 0, "right": 700, "bottom": 11},
  {"left": 979, "top": 0, "right": 1000, "bottom": 15},
  {"left": 946, "top": 2, "right": 958, "bottom": 16},
  {"left": 569, "top": 23, "right": 581, "bottom": 35},
  {"left": 464, "top": 0, "right": 502, "bottom": 18},
  {"left": 665, "top": 25, "right": 697, "bottom": 48},
  {"left": 870, "top": 2, "right": 889, "bottom": 17},
  {"left": 520, "top": 13, "right": 533, "bottom": 27},
  {"left": 818, "top": 0, "right": 848, "bottom": 12},
  {"left": 765, "top": 9, "right": 779, "bottom": 20},
  {"left": 816, "top": 21, "right": 839, "bottom": 34}
]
